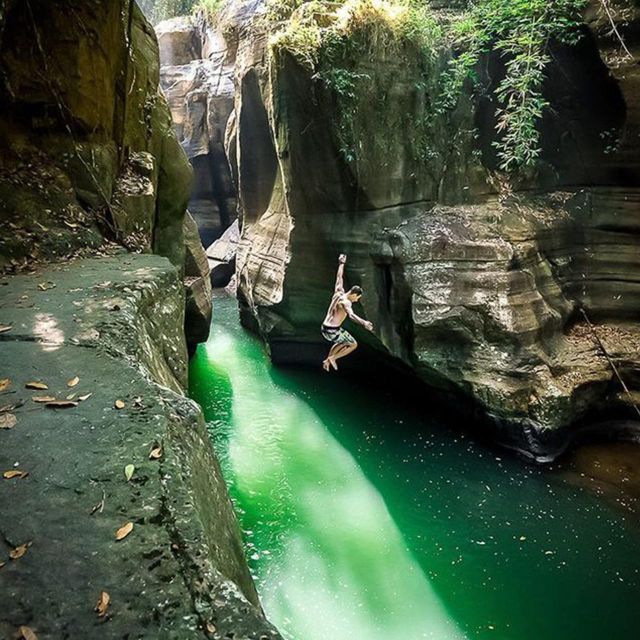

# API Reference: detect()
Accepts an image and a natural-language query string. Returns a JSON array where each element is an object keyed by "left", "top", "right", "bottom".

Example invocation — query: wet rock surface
[{"left": 0, "top": 254, "right": 281, "bottom": 639}]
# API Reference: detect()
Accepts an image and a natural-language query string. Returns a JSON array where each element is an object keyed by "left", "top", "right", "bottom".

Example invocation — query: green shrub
[
  {"left": 268, "top": 0, "right": 445, "bottom": 165},
  {"left": 196, "top": 0, "right": 224, "bottom": 19},
  {"left": 138, "top": 0, "right": 222, "bottom": 23},
  {"left": 267, "top": 0, "right": 591, "bottom": 174},
  {"left": 440, "top": 0, "right": 588, "bottom": 170}
]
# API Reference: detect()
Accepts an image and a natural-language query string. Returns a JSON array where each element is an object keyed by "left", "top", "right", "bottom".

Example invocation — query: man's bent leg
[
  {"left": 332, "top": 340, "right": 357, "bottom": 364},
  {"left": 327, "top": 343, "right": 346, "bottom": 370},
  {"left": 323, "top": 342, "right": 343, "bottom": 371}
]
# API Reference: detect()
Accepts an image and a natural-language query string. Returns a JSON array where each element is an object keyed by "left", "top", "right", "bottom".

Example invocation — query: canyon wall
[
  {"left": 0, "top": 1, "right": 280, "bottom": 636},
  {"left": 156, "top": 13, "right": 238, "bottom": 247},
  {"left": 0, "top": 0, "right": 211, "bottom": 349},
  {"left": 214, "top": 0, "right": 640, "bottom": 459}
]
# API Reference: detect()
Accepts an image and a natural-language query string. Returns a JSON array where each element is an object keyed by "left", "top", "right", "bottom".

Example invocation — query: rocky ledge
[{"left": 0, "top": 254, "right": 280, "bottom": 640}]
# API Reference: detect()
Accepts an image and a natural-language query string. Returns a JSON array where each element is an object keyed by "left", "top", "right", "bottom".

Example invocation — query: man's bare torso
[{"left": 323, "top": 292, "right": 351, "bottom": 328}]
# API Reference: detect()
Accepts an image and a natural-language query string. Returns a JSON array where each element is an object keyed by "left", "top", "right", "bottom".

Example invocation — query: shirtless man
[{"left": 321, "top": 254, "right": 373, "bottom": 371}]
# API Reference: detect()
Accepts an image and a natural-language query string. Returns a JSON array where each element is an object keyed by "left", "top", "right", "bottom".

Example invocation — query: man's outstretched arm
[
  {"left": 343, "top": 299, "right": 374, "bottom": 332},
  {"left": 334, "top": 253, "right": 347, "bottom": 293}
]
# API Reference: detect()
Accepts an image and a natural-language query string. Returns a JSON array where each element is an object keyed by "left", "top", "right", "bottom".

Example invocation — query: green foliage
[
  {"left": 269, "top": 0, "right": 445, "bottom": 166},
  {"left": 441, "top": 0, "right": 588, "bottom": 170},
  {"left": 317, "top": 67, "right": 370, "bottom": 163},
  {"left": 268, "top": 0, "right": 442, "bottom": 68},
  {"left": 268, "top": 0, "right": 589, "bottom": 173},
  {"left": 138, "top": 0, "right": 222, "bottom": 24},
  {"left": 196, "top": 0, "right": 223, "bottom": 19}
]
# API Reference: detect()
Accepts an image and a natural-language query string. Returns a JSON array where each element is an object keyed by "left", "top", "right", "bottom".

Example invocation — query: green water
[{"left": 189, "top": 298, "right": 640, "bottom": 640}]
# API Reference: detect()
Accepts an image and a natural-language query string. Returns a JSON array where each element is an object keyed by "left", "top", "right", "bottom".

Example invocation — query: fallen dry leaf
[
  {"left": 0, "top": 561, "right": 5, "bottom": 569},
  {"left": 124, "top": 464, "right": 135, "bottom": 481},
  {"left": 114, "top": 399, "right": 125, "bottom": 410},
  {"left": 95, "top": 590, "right": 110, "bottom": 617},
  {"left": 18, "top": 626, "right": 38, "bottom": 640},
  {"left": 3, "top": 470, "right": 28, "bottom": 479},
  {"left": 78, "top": 393, "right": 93, "bottom": 401},
  {"left": 67, "top": 376, "right": 80, "bottom": 387},
  {"left": 0, "top": 413, "right": 17, "bottom": 429},
  {"left": 37, "top": 281, "right": 56, "bottom": 291},
  {"left": 115, "top": 522, "right": 133, "bottom": 541},
  {"left": 44, "top": 400, "right": 78, "bottom": 408},
  {"left": 90, "top": 489, "right": 106, "bottom": 515},
  {"left": 32, "top": 396, "right": 56, "bottom": 403},
  {"left": 9, "top": 542, "right": 31, "bottom": 560},
  {"left": 205, "top": 621, "right": 217, "bottom": 634},
  {"left": 25, "top": 381, "right": 48, "bottom": 390},
  {"left": 0, "top": 378, "right": 11, "bottom": 392},
  {"left": 149, "top": 447, "right": 163, "bottom": 460},
  {"left": 0, "top": 401, "right": 21, "bottom": 412},
  {"left": 0, "top": 324, "right": 12, "bottom": 333}
]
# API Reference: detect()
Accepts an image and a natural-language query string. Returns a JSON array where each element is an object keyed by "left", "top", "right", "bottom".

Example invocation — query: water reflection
[{"left": 203, "top": 330, "right": 466, "bottom": 640}]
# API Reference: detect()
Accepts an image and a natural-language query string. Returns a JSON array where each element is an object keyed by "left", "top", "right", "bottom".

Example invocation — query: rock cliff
[
  {"left": 0, "top": 1, "right": 280, "bottom": 636},
  {"left": 157, "top": 14, "right": 238, "bottom": 247},
  {"left": 0, "top": 0, "right": 211, "bottom": 349},
  {"left": 211, "top": 0, "right": 640, "bottom": 459}
]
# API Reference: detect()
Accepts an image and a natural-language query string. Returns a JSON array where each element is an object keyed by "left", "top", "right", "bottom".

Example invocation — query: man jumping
[{"left": 321, "top": 254, "right": 373, "bottom": 372}]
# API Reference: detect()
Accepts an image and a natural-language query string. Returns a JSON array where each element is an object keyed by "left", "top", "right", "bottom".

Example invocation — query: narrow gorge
[{"left": 1, "top": 0, "right": 639, "bottom": 638}]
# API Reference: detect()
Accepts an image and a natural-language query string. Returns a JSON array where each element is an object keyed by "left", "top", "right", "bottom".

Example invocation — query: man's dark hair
[{"left": 349, "top": 285, "right": 363, "bottom": 296}]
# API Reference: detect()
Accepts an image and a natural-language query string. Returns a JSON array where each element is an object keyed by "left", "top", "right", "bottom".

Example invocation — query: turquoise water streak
[{"left": 189, "top": 298, "right": 640, "bottom": 640}]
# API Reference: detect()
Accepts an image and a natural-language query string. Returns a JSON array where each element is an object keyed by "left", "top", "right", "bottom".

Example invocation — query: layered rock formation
[
  {"left": 0, "top": 0, "right": 211, "bottom": 347},
  {"left": 212, "top": 0, "right": 640, "bottom": 458},
  {"left": 157, "top": 14, "right": 238, "bottom": 247},
  {"left": 207, "top": 218, "right": 240, "bottom": 286},
  {"left": 0, "top": 1, "right": 279, "bottom": 636}
]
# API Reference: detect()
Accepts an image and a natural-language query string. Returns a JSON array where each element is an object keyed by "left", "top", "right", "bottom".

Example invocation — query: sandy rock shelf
[{"left": 0, "top": 254, "right": 280, "bottom": 640}]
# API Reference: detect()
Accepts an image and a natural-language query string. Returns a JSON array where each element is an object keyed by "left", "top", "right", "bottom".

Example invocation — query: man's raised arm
[{"left": 334, "top": 253, "right": 347, "bottom": 293}]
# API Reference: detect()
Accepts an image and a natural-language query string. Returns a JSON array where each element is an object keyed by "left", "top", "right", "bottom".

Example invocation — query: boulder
[
  {"left": 111, "top": 152, "right": 157, "bottom": 252},
  {"left": 206, "top": 219, "right": 240, "bottom": 287},
  {"left": 184, "top": 212, "right": 213, "bottom": 347},
  {"left": 156, "top": 16, "right": 202, "bottom": 66}
]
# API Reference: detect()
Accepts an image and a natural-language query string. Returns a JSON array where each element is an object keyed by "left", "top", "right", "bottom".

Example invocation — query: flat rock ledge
[{"left": 0, "top": 254, "right": 280, "bottom": 640}]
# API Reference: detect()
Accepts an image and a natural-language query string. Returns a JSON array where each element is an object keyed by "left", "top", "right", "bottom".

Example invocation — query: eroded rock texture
[
  {"left": 0, "top": 0, "right": 211, "bottom": 347},
  {"left": 157, "top": 14, "right": 238, "bottom": 247},
  {"left": 0, "top": 255, "right": 280, "bottom": 639},
  {"left": 0, "top": 2, "right": 278, "bottom": 636},
  {"left": 214, "top": 0, "right": 640, "bottom": 458}
]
